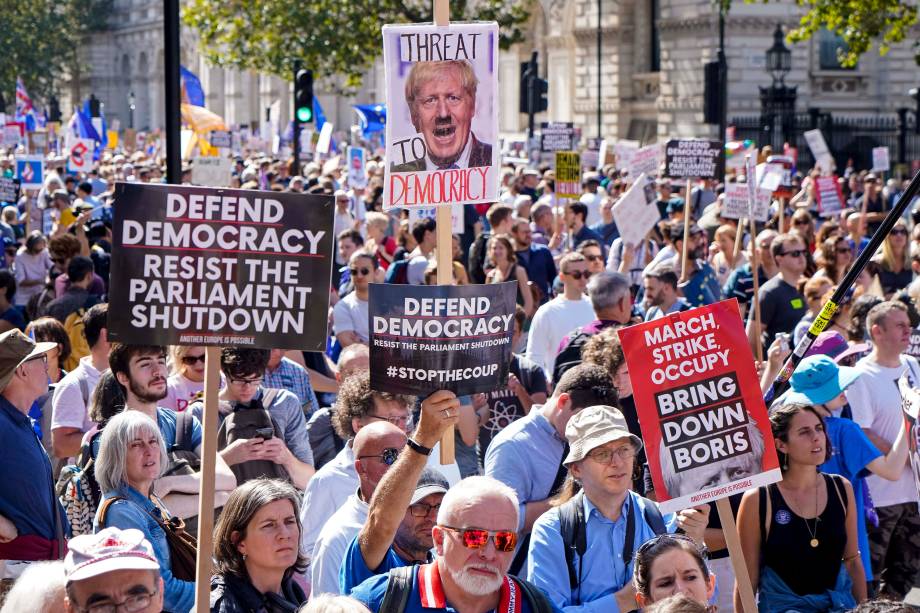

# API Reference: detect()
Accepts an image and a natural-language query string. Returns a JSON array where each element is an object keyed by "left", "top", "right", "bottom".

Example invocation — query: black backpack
[
  {"left": 558, "top": 491, "right": 666, "bottom": 605},
  {"left": 379, "top": 564, "right": 555, "bottom": 613},
  {"left": 552, "top": 327, "right": 596, "bottom": 383}
]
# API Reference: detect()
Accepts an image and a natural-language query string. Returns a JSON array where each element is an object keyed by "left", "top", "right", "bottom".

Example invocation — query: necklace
[{"left": 803, "top": 475, "right": 820, "bottom": 548}]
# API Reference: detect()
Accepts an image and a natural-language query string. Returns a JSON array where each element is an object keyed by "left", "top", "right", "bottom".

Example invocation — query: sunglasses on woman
[
  {"left": 439, "top": 525, "right": 517, "bottom": 552},
  {"left": 350, "top": 266, "right": 372, "bottom": 276},
  {"left": 636, "top": 533, "right": 706, "bottom": 557},
  {"left": 181, "top": 354, "right": 206, "bottom": 365}
]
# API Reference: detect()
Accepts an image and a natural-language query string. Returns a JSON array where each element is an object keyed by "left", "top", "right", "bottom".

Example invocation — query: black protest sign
[
  {"left": 369, "top": 282, "right": 516, "bottom": 396},
  {"left": 108, "top": 183, "right": 334, "bottom": 350},
  {"left": 0, "top": 177, "right": 20, "bottom": 203},
  {"left": 541, "top": 122, "right": 575, "bottom": 152},
  {"left": 665, "top": 139, "right": 724, "bottom": 179}
]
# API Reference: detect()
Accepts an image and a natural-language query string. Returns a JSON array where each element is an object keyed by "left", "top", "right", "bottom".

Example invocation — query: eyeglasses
[
  {"left": 439, "top": 525, "right": 518, "bottom": 552},
  {"left": 366, "top": 413, "right": 410, "bottom": 427},
  {"left": 24, "top": 353, "right": 48, "bottom": 370},
  {"left": 181, "top": 354, "right": 206, "bottom": 365},
  {"left": 586, "top": 445, "right": 636, "bottom": 465},
  {"left": 350, "top": 267, "right": 372, "bottom": 276},
  {"left": 75, "top": 589, "right": 159, "bottom": 613},
  {"left": 794, "top": 219, "right": 810, "bottom": 226},
  {"left": 565, "top": 270, "right": 592, "bottom": 280},
  {"left": 229, "top": 376, "right": 262, "bottom": 387},
  {"left": 358, "top": 447, "right": 401, "bottom": 466},
  {"left": 835, "top": 247, "right": 852, "bottom": 254},
  {"left": 636, "top": 533, "right": 705, "bottom": 558},
  {"left": 890, "top": 229, "right": 909, "bottom": 236},
  {"left": 584, "top": 254, "right": 603, "bottom": 263},
  {"left": 409, "top": 502, "right": 441, "bottom": 517},
  {"left": 778, "top": 249, "right": 806, "bottom": 258}
]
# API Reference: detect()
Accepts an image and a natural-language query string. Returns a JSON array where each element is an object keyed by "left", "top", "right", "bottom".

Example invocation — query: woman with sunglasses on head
[
  {"left": 211, "top": 478, "right": 308, "bottom": 612},
  {"left": 164, "top": 345, "right": 207, "bottom": 413},
  {"left": 332, "top": 252, "right": 374, "bottom": 348},
  {"left": 872, "top": 220, "right": 912, "bottom": 297},
  {"left": 813, "top": 235, "right": 853, "bottom": 285},
  {"left": 485, "top": 234, "right": 535, "bottom": 318},
  {"left": 527, "top": 405, "right": 710, "bottom": 612},
  {"left": 634, "top": 534, "right": 715, "bottom": 611},
  {"left": 735, "top": 403, "right": 866, "bottom": 612}
]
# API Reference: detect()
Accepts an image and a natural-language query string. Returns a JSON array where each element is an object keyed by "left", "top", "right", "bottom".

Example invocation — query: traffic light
[
  {"left": 88, "top": 94, "right": 101, "bottom": 118},
  {"left": 295, "top": 69, "right": 314, "bottom": 124},
  {"left": 703, "top": 61, "right": 722, "bottom": 125},
  {"left": 48, "top": 96, "right": 62, "bottom": 123},
  {"left": 533, "top": 77, "right": 549, "bottom": 113}
]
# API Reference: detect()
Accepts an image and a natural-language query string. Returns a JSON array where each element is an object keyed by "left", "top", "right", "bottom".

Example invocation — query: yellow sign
[
  {"left": 556, "top": 151, "right": 581, "bottom": 198},
  {"left": 106, "top": 130, "right": 119, "bottom": 150}
]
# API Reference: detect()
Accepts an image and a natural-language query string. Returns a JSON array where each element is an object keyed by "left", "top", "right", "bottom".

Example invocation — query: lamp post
[
  {"left": 760, "top": 24, "right": 796, "bottom": 150},
  {"left": 128, "top": 91, "right": 136, "bottom": 130}
]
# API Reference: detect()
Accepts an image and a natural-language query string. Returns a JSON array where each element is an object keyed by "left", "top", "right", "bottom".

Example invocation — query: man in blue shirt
[
  {"left": 264, "top": 348, "right": 319, "bottom": 417},
  {"left": 0, "top": 330, "right": 64, "bottom": 562},
  {"left": 511, "top": 217, "right": 557, "bottom": 304},
  {"left": 565, "top": 202, "right": 603, "bottom": 251},
  {"left": 527, "top": 405, "right": 710, "bottom": 612}
]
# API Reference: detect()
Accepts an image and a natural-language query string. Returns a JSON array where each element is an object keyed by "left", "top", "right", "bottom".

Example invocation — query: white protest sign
[
  {"left": 2, "top": 125, "right": 21, "bottom": 147},
  {"left": 724, "top": 182, "right": 771, "bottom": 222},
  {"left": 757, "top": 163, "right": 784, "bottom": 192},
  {"left": 67, "top": 138, "right": 95, "bottom": 173},
  {"left": 614, "top": 140, "right": 639, "bottom": 172},
  {"left": 191, "top": 157, "right": 233, "bottom": 187},
  {"left": 382, "top": 21, "right": 499, "bottom": 209},
  {"left": 815, "top": 175, "right": 844, "bottom": 217},
  {"left": 628, "top": 144, "right": 661, "bottom": 179},
  {"left": 347, "top": 146, "right": 368, "bottom": 188},
  {"left": 803, "top": 129, "right": 833, "bottom": 173},
  {"left": 872, "top": 147, "right": 890, "bottom": 173},
  {"left": 612, "top": 173, "right": 659, "bottom": 246},
  {"left": 210, "top": 130, "right": 231, "bottom": 149},
  {"left": 316, "top": 122, "right": 334, "bottom": 155},
  {"left": 408, "top": 204, "right": 464, "bottom": 234},
  {"left": 598, "top": 139, "right": 609, "bottom": 168}
]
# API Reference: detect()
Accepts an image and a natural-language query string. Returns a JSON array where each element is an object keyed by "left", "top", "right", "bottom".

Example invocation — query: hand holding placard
[{"left": 415, "top": 390, "right": 461, "bottom": 449}]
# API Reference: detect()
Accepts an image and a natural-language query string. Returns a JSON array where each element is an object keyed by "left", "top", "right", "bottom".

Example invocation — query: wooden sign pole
[
  {"left": 750, "top": 217, "right": 763, "bottom": 362},
  {"left": 434, "top": 0, "right": 455, "bottom": 465},
  {"left": 679, "top": 179, "right": 693, "bottom": 283},
  {"left": 716, "top": 498, "right": 758, "bottom": 613},
  {"left": 732, "top": 218, "right": 745, "bottom": 261},
  {"left": 193, "top": 346, "right": 221, "bottom": 611}
]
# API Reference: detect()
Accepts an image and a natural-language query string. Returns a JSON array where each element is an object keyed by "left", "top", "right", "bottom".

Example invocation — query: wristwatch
[{"left": 406, "top": 438, "right": 433, "bottom": 456}]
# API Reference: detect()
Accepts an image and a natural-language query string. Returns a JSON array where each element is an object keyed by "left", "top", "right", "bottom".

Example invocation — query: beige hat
[
  {"left": 0, "top": 329, "right": 57, "bottom": 392},
  {"left": 564, "top": 405, "right": 642, "bottom": 466}
]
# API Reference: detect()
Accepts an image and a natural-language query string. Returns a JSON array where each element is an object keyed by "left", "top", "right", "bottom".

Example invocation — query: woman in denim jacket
[{"left": 93, "top": 410, "right": 195, "bottom": 613}]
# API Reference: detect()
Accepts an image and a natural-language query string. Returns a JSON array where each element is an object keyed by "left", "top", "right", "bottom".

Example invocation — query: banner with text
[
  {"left": 612, "top": 173, "right": 659, "bottom": 247},
  {"left": 618, "top": 299, "right": 781, "bottom": 513},
  {"left": 665, "top": 139, "right": 723, "bottom": 179},
  {"left": 872, "top": 146, "right": 890, "bottom": 173},
  {"left": 555, "top": 151, "right": 581, "bottom": 198},
  {"left": 369, "top": 282, "right": 516, "bottom": 396},
  {"left": 382, "top": 22, "right": 499, "bottom": 209},
  {"left": 628, "top": 143, "right": 662, "bottom": 179},
  {"left": 108, "top": 183, "right": 334, "bottom": 350},
  {"left": 347, "top": 146, "right": 368, "bottom": 188},
  {"left": 0, "top": 178, "right": 20, "bottom": 204},
  {"left": 815, "top": 176, "right": 844, "bottom": 217},
  {"left": 540, "top": 122, "right": 575, "bottom": 152}
]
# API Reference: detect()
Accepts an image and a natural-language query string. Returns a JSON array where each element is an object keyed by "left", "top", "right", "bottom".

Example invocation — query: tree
[
  {"left": 0, "top": 0, "right": 112, "bottom": 113},
  {"left": 183, "top": 0, "right": 533, "bottom": 92}
]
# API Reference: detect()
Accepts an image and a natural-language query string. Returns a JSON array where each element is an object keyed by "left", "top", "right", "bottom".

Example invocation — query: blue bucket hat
[{"left": 785, "top": 355, "right": 862, "bottom": 406}]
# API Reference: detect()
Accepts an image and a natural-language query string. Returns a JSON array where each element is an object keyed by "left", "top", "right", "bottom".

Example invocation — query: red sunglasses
[{"left": 439, "top": 526, "right": 517, "bottom": 552}]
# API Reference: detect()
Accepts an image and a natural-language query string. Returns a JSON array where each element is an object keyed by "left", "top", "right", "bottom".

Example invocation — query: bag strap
[
  {"left": 641, "top": 498, "right": 667, "bottom": 536},
  {"left": 173, "top": 410, "right": 190, "bottom": 452},
  {"left": 829, "top": 474, "right": 846, "bottom": 515},
  {"left": 511, "top": 575, "right": 555, "bottom": 613},
  {"left": 97, "top": 496, "right": 126, "bottom": 528},
  {"left": 558, "top": 491, "right": 586, "bottom": 599},
  {"left": 379, "top": 564, "right": 414, "bottom": 613},
  {"left": 261, "top": 388, "right": 280, "bottom": 410}
]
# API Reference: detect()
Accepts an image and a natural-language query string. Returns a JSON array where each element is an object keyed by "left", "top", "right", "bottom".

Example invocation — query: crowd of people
[{"left": 0, "top": 143, "right": 918, "bottom": 613}]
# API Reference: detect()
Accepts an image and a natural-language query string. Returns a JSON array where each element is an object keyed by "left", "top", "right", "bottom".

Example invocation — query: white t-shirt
[
  {"left": 525, "top": 295, "right": 595, "bottom": 377},
  {"left": 164, "top": 373, "right": 204, "bottom": 413},
  {"left": 332, "top": 292, "right": 369, "bottom": 342},
  {"left": 310, "top": 492, "right": 369, "bottom": 597},
  {"left": 846, "top": 354, "right": 920, "bottom": 507},
  {"left": 51, "top": 356, "right": 103, "bottom": 433}
]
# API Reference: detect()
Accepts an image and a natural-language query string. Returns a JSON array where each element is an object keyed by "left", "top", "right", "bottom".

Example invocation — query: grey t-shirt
[{"left": 758, "top": 276, "right": 807, "bottom": 349}]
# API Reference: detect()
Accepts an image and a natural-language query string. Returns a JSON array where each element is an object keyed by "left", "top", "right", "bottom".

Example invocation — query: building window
[
  {"left": 650, "top": 0, "right": 661, "bottom": 72},
  {"left": 819, "top": 29, "right": 855, "bottom": 70}
]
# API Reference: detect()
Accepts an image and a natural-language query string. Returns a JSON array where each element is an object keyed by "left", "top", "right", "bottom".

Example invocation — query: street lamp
[
  {"left": 128, "top": 91, "right": 136, "bottom": 129},
  {"left": 765, "top": 24, "right": 792, "bottom": 86},
  {"left": 760, "top": 24, "right": 796, "bottom": 149}
]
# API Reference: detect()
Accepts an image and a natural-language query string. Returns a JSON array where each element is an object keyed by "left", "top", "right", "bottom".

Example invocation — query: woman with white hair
[{"left": 93, "top": 410, "right": 194, "bottom": 613}]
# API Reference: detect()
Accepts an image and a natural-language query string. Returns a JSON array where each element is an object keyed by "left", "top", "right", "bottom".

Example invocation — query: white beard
[{"left": 447, "top": 564, "right": 504, "bottom": 595}]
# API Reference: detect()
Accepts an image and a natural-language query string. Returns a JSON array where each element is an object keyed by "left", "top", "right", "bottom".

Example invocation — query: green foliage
[
  {"left": 0, "top": 0, "right": 113, "bottom": 112},
  {"left": 183, "top": 0, "right": 533, "bottom": 93}
]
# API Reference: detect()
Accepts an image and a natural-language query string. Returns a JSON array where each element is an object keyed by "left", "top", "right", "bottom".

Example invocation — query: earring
[
  {"left": 242, "top": 553, "right": 247, "bottom": 561},
  {"left": 782, "top": 455, "right": 788, "bottom": 471}
]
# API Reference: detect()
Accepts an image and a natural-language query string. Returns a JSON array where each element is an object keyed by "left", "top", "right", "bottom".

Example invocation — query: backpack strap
[
  {"left": 173, "top": 410, "right": 195, "bottom": 452},
  {"left": 379, "top": 564, "right": 414, "bottom": 613},
  {"left": 558, "top": 491, "right": 587, "bottom": 601},
  {"left": 96, "top": 496, "right": 125, "bottom": 528},
  {"left": 78, "top": 375, "right": 90, "bottom": 409},
  {"left": 261, "top": 388, "right": 280, "bottom": 410},
  {"left": 641, "top": 498, "right": 667, "bottom": 536},
  {"left": 510, "top": 575, "right": 556, "bottom": 613}
]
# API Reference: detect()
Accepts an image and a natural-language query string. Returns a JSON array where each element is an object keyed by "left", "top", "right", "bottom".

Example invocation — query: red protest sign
[
  {"left": 617, "top": 299, "right": 781, "bottom": 513},
  {"left": 815, "top": 175, "right": 844, "bottom": 218}
]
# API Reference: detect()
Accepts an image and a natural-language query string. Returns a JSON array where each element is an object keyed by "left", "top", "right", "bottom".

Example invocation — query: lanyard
[{"left": 418, "top": 562, "right": 522, "bottom": 613}]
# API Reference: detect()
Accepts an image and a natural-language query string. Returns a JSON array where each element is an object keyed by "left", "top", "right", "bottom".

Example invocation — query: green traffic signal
[{"left": 297, "top": 106, "right": 313, "bottom": 122}]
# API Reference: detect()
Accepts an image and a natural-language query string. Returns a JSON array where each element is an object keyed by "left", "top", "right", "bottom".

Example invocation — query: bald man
[{"left": 310, "top": 421, "right": 407, "bottom": 596}]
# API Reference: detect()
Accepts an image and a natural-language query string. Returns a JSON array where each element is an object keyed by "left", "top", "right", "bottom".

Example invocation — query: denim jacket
[{"left": 94, "top": 484, "right": 195, "bottom": 613}]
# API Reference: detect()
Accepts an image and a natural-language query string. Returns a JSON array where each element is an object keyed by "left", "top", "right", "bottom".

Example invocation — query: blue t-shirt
[
  {"left": 0, "top": 306, "right": 25, "bottom": 331},
  {"left": 340, "top": 533, "right": 413, "bottom": 595},
  {"left": 820, "top": 416, "right": 881, "bottom": 581}
]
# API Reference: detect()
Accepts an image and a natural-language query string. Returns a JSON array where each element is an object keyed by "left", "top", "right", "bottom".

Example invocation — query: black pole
[
  {"left": 718, "top": 2, "right": 727, "bottom": 184},
  {"left": 765, "top": 167, "right": 920, "bottom": 402},
  {"left": 164, "top": 0, "right": 181, "bottom": 184},
  {"left": 597, "top": 0, "right": 602, "bottom": 138}
]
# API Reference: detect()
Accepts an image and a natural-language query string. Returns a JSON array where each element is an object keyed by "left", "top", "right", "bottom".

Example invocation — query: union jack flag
[{"left": 15, "top": 77, "right": 33, "bottom": 117}]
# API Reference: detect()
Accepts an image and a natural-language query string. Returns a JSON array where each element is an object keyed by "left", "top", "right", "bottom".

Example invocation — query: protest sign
[
  {"left": 0, "top": 177, "right": 20, "bottom": 204},
  {"left": 612, "top": 173, "right": 659, "bottom": 247},
  {"left": 15, "top": 155, "right": 44, "bottom": 189},
  {"left": 316, "top": 122, "right": 334, "bottom": 155},
  {"left": 628, "top": 143, "right": 661, "bottom": 179},
  {"left": 581, "top": 138, "right": 601, "bottom": 169},
  {"left": 597, "top": 139, "right": 610, "bottom": 167},
  {"left": 106, "top": 130, "right": 119, "bottom": 150},
  {"left": 408, "top": 204, "right": 464, "bottom": 234},
  {"left": 757, "top": 163, "right": 784, "bottom": 192},
  {"left": 382, "top": 21, "right": 499, "bottom": 209},
  {"left": 614, "top": 140, "right": 639, "bottom": 172},
  {"left": 803, "top": 129, "right": 833, "bottom": 173},
  {"left": 540, "top": 122, "right": 575, "bottom": 152},
  {"left": 872, "top": 146, "right": 891, "bottom": 173},
  {"left": 815, "top": 175, "right": 844, "bottom": 217},
  {"left": 369, "top": 282, "right": 516, "bottom": 396},
  {"left": 107, "top": 183, "right": 334, "bottom": 350},
  {"left": 347, "top": 146, "right": 368, "bottom": 188},
  {"left": 1, "top": 125, "right": 20, "bottom": 147},
  {"left": 27, "top": 131, "right": 48, "bottom": 154},
  {"left": 555, "top": 151, "right": 581, "bottom": 198},
  {"left": 191, "top": 157, "right": 233, "bottom": 187},
  {"left": 210, "top": 130, "right": 231, "bottom": 149},
  {"left": 664, "top": 139, "right": 723, "bottom": 179},
  {"left": 68, "top": 138, "right": 95, "bottom": 173},
  {"left": 907, "top": 328, "right": 920, "bottom": 360},
  {"left": 618, "top": 299, "right": 781, "bottom": 513},
  {"left": 898, "top": 377, "right": 920, "bottom": 508},
  {"left": 723, "top": 182, "right": 771, "bottom": 223}
]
